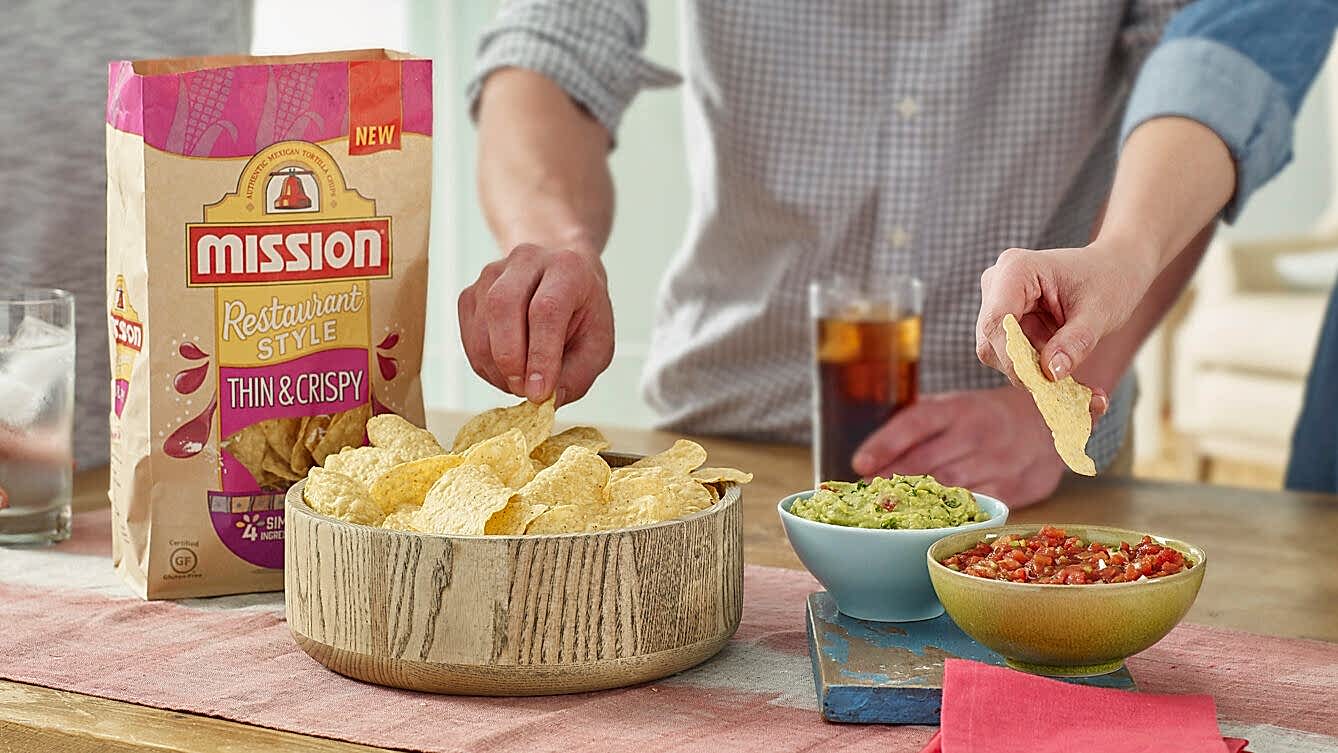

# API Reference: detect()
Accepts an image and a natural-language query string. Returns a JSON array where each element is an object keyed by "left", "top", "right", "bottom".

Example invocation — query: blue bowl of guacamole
[{"left": 779, "top": 475, "right": 1009, "bottom": 622}]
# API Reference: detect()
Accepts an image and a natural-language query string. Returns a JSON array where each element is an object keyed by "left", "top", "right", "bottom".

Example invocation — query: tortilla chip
[
  {"left": 303, "top": 467, "right": 382, "bottom": 526},
  {"left": 321, "top": 445, "right": 408, "bottom": 489},
  {"left": 313, "top": 403, "right": 371, "bottom": 465},
  {"left": 531, "top": 426, "right": 609, "bottom": 468},
  {"left": 261, "top": 452, "right": 302, "bottom": 483},
  {"left": 260, "top": 417, "right": 301, "bottom": 462},
  {"left": 379, "top": 507, "right": 423, "bottom": 532},
  {"left": 604, "top": 465, "right": 713, "bottom": 523},
  {"left": 588, "top": 494, "right": 684, "bottom": 531},
  {"left": 366, "top": 413, "right": 445, "bottom": 460},
  {"left": 607, "top": 465, "right": 713, "bottom": 507},
  {"left": 689, "top": 467, "right": 753, "bottom": 485},
  {"left": 290, "top": 427, "right": 316, "bottom": 475},
  {"left": 1002, "top": 314, "right": 1097, "bottom": 476},
  {"left": 451, "top": 396, "right": 555, "bottom": 453},
  {"left": 525, "top": 504, "right": 589, "bottom": 535},
  {"left": 415, "top": 463, "right": 514, "bottom": 535},
  {"left": 300, "top": 415, "right": 331, "bottom": 457},
  {"left": 461, "top": 428, "right": 538, "bottom": 488},
  {"left": 369, "top": 454, "right": 464, "bottom": 514},
  {"left": 222, "top": 423, "right": 269, "bottom": 484},
  {"left": 484, "top": 496, "right": 549, "bottom": 535},
  {"left": 488, "top": 445, "right": 610, "bottom": 535},
  {"left": 628, "top": 439, "right": 708, "bottom": 475}
]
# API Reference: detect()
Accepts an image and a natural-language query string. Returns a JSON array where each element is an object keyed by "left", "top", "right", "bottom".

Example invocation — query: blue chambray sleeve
[
  {"left": 1121, "top": 0, "right": 1338, "bottom": 222},
  {"left": 465, "top": 0, "right": 681, "bottom": 140}
]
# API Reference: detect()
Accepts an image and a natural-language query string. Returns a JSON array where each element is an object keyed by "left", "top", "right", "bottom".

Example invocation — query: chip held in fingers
[
  {"left": 298, "top": 397, "right": 751, "bottom": 535},
  {"left": 1002, "top": 313, "right": 1097, "bottom": 476}
]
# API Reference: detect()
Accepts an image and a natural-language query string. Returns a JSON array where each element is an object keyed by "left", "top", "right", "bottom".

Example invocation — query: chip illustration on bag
[{"left": 106, "top": 51, "right": 432, "bottom": 599}]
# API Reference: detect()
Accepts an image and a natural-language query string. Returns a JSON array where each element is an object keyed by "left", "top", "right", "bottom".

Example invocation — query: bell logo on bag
[{"left": 106, "top": 51, "right": 432, "bottom": 599}]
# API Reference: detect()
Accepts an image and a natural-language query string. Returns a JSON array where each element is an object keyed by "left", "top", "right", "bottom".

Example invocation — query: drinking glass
[
  {"left": 0, "top": 288, "right": 75, "bottom": 544},
  {"left": 810, "top": 277, "right": 923, "bottom": 485}
]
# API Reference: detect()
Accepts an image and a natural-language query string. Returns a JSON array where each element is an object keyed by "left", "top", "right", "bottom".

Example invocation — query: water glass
[{"left": 0, "top": 288, "right": 75, "bottom": 545}]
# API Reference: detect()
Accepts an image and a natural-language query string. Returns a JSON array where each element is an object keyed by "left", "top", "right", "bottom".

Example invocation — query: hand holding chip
[
  {"left": 974, "top": 244, "right": 1157, "bottom": 415},
  {"left": 457, "top": 243, "right": 614, "bottom": 407}
]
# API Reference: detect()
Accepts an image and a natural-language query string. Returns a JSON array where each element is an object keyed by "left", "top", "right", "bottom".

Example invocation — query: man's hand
[
  {"left": 457, "top": 243, "right": 614, "bottom": 406},
  {"left": 850, "top": 387, "right": 1070, "bottom": 508},
  {"left": 975, "top": 243, "right": 1157, "bottom": 389}
]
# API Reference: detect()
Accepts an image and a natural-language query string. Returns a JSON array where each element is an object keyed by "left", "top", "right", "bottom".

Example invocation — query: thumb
[{"left": 1039, "top": 311, "right": 1103, "bottom": 381}]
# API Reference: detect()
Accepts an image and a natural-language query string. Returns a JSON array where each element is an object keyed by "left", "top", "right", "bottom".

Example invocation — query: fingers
[
  {"left": 869, "top": 429, "right": 972, "bottom": 479},
  {"left": 922, "top": 451, "right": 1017, "bottom": 490},
  {"left": 553, "top": 305, "right": 614, "bottom": 406},
  {"left": 459, "top": 244, "right": 614, "bottom": 405},
  {"left": 458, "top": 271, "right": 508, "bottom": 392},
  {"left": 524, "top": 251, "right": 587, "bottom": 402},
  {"left": 971, "top": 456, "right": 1065, "bottom": 510},
  {"left": 485, "top": 248, "right": 546, "bottom": 393},
  {"left": 1039, "top": 311, "right": 1101, "bottom": 381},
  {"left": 851, "top": 396, "right": 957, "bottom": 476},
  {"left": 976, "top": 248, "right": 1037, "bottom": 380},
  {"left": 1090, "top": 387, "right": 1109, "bottom": 419}
]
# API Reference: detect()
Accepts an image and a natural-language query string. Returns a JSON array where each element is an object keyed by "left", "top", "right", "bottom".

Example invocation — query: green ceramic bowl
[{"left": 927, "top": 524, "right": 1206, "bottom": 677}]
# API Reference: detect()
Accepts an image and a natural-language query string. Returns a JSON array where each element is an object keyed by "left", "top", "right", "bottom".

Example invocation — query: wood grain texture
[
  {"left": 285, "top": 456, "right": 744, "bottom": 695},
  {"left": 0, "top": 681, "right": 392, "bottom": 753}
]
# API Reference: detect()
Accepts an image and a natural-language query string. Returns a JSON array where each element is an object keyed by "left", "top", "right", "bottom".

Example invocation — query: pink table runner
[{"left": 1, "top": 509, "right": 1335, "bottom": 753}]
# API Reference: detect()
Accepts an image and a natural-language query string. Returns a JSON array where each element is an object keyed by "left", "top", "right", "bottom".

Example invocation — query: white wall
[{"left": 251, "top": 0, "right": 409, "bottom": 55}]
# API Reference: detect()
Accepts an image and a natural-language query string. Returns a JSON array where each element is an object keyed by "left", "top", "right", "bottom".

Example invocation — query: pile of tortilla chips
[
  {"left": 300, "top": 398, "right": 752, "bottom": 535},
  {"left": 221, "top": 405, "right": 373, "bottom": 489}
]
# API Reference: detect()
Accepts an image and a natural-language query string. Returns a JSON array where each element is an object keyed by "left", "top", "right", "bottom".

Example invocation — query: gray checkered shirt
[{"left": 469, "top": 1, "right": 1193, "bottom": 471}]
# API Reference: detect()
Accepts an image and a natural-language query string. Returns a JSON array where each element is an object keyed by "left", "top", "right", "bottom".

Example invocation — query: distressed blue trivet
[{"left": 806, "top": 591, "right": 1136, "bottom": 724}]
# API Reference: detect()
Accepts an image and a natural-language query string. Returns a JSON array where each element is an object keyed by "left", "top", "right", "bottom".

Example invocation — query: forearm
[
  {"left": 476, "top": 68, "right": 615, "bottom": 259},
  {"left": 1075, "top": 223, "right": 1213, "bottom": 395},
  {"left": 1096, "top": 116, "right": 1234, "bottom": 278},
  {"left": 1067, "top": 115, "right": 1233, "bottom": 392}
]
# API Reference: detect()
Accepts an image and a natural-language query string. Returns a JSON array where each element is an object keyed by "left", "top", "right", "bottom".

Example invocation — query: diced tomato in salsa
[{"left": 938, "top": 525, "right": 1192, "bottom": 584}]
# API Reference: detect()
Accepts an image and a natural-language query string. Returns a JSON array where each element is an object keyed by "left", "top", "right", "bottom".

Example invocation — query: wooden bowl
[{"left": 284, "top": 453, "right": 743, "bottom": 695}]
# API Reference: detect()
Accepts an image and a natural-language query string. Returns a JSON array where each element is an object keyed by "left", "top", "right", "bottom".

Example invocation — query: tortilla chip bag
[{"left": 106, "top": 50, "right": 432, "bottom": 598}]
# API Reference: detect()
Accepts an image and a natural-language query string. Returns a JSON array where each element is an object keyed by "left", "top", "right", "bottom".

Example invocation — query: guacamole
[{"left": 791, "top": 475, "right": 988, "bottom": 529}]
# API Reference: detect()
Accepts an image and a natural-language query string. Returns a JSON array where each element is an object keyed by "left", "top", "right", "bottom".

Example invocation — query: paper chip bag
[{"left": 106, "top": 50, "right": 432, "bottom": 598}]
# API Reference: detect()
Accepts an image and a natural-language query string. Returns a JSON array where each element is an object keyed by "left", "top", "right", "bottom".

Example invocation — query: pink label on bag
[{"left": 107, "top": 57, "right": 431, "bottom": 157}]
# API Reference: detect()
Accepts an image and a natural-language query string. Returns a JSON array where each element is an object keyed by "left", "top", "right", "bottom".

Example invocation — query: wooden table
[{"left": 4, "top": 418, "right": 1336, "bottom": 752}]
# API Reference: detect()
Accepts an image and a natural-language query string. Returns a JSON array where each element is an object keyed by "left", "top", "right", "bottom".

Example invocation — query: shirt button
[
  {"left": 896, "top": 96, "right": 920, "bottom": 120},
  {"left": 889, "top": 225, "right": 912, "bottom": 249}
]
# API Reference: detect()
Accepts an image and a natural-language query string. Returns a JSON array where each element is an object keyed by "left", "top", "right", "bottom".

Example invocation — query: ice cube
[
  {"left": 0, "top": 316, "right": 73, "bottom": 428},
  {"left": 4, "top": 315, "right": 73, "bottom": 350}
]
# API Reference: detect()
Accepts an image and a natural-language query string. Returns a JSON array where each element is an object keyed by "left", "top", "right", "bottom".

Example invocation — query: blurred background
[{"left": 256, "top": 0, "right": 1336, "bottom": 489}]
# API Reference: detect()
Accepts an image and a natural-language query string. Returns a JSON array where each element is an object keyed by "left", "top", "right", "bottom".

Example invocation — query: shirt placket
[{"left": 874, "top": 41, "right": 939, "bottom": 283}]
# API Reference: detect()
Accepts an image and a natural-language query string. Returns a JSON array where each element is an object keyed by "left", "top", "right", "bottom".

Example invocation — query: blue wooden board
[{"left": 806, "top": 591, "right": 1135, "bottom": 724}]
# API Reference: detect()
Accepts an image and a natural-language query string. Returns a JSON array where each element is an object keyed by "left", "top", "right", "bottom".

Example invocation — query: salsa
[
  {"left": 789, "top": 475, "right": 989, "bottom": 529},
  {"left": 939, "top": 525, "right": 1192, "bottom": 584}
]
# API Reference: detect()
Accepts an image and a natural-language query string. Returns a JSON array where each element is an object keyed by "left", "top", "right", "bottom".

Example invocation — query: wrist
[
  {"left": 1086, "top": 231, "right": 1162, "bottom": 292},
  {"left": 1092, "top": 219, "right": 1173, "bottom": 268}
]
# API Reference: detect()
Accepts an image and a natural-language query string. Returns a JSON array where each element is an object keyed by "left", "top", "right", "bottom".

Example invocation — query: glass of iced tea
[{"left": 810, "top": 277, "right": 923, "bottom": 485}]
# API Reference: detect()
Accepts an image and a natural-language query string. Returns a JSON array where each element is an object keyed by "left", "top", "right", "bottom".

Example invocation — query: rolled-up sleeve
[
  {"left": 1120, "top": 0, "right": 1337, "bottom": 222},
  {"left": 466, "top": 0, "right": 681, "bottom": 139}
]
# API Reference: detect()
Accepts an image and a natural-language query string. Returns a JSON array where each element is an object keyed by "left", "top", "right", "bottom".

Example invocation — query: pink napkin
[{"left": 918, "top": 659, "right": 1250, "bottom": 753}]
